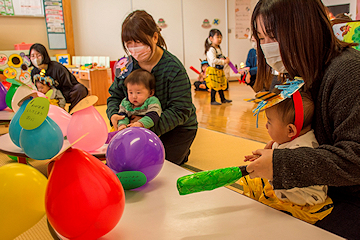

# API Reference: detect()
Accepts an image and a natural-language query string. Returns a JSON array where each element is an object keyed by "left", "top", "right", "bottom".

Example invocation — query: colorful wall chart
[
  {"left": 235, "top": 0, "right": 251, "bottom": 39},
  {"left": 43, "top": 0, "right": 67, "bottom": 49}
]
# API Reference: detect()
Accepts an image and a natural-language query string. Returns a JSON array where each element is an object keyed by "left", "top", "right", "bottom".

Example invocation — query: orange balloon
[{"left": 45, "top": 148, "right": 125, "bottom": 240}]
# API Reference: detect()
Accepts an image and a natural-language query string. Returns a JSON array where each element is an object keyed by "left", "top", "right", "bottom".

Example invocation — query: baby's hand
[
  {"left": 244, "top": 154, "right": 260, "bottom": 162},
  {"left": 127, "top": 122, "right": 144, "bottom": 128},
  {"left": 117, "top": 124, "right": 127, "bottom": 131},
  {"left": 224, "top": 58, "right": 230, "bottom": 64}
]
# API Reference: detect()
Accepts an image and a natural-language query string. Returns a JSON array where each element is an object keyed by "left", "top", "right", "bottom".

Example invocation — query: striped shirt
[{"left": 107, "top": 49, "right": 198, "bottom": 136}]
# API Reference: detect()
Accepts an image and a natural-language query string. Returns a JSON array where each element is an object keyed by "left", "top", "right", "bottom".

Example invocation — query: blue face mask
[{"left": 260, "top": 42, "right": 287, "bottom": 73}]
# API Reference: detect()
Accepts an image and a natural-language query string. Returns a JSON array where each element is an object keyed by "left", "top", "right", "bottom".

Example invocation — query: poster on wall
[
  {"left": 13, "top": 0, "right": 44, "bottom": 16},
  {"left": 43, "top": 0, "right": 67, "bottom": 49},
  {"left": 0, "top": 0, "right": 44, "bottom": 16},
  {"left": 0, "top": 0, "right": 14, "bottom": 15},
  {"left": 235, "top": 0, "right": 251, "bottom": 39}
]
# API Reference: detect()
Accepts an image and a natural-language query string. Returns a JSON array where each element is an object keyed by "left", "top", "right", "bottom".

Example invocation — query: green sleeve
[{"left": 106, "top": 77, "right": 127, "bottom": 125}]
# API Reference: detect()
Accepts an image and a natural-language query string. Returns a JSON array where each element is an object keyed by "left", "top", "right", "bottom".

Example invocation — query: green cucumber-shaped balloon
[{"left": 177, "top": 166, "right": 249, "bottom": 195}]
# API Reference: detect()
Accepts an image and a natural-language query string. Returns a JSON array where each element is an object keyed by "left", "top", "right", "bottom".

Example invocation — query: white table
[
  {"left": 0, "top": 109, "right": 14, "bottom": 123},
  {"left": 56, "top": 161, "right": 343, "bottom": 240},
  {"left": 0, "top": 132, "right": 343, "bottom": 239}
]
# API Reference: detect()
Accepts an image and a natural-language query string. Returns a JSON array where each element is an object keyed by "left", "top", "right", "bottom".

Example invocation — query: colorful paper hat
[
  {"left": 33, "top": 69, "right": 58, "bottom": 87},
  {"left": 245, "top": 77, "right": 304, "bottom": 140}
]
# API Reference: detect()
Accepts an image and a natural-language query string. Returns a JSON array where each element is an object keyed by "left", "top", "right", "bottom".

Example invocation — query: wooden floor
[{"left": 192, "top": 81, "right": 272, "bottom": 144}]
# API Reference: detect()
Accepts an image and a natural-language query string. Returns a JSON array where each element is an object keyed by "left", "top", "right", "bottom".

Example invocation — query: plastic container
[{"left": 14, "top": 42, "right": 33, "bottom": 50}]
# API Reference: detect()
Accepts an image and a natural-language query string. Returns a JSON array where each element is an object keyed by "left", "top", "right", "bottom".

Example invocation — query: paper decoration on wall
[
  {"left": 202, "top": 19, "right": 211, "bottom": 28},
  {"left": 0, "top": 51, "right": 33, "bottom": 86},
  {"left": 213, "top": 19, "right": 220, "bottom": 25},
  {"left": 3, "top": 67, "right": 17, "bottom": 79},
  {"left": 0, "top": 54, "right": 8, "bottom": 66},
  {"left": 56, "top": 54, "right": 70, "bottom": 66},
  {"left": 235, "top": 0, "right": 251, "bottom": 39},
  {"left": 158, "top": 18, "right": 167, "bottom": 28},
  {"left": 333, "top": 21, "right": 360, "bottom": 51},
  {"left": 8, "top": 54, "right": 23, "bottom": 68},
  {"left": 114, "top": 57, "right": 133, "bottom": 79}
]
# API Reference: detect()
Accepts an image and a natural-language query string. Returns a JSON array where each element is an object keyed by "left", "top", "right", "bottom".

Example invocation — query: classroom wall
[
  {"left": 0, "top": 16, "right": 67, "bottom": 56},
  {"left": 1, "top": 0, "right": 356, "bottom": 75},
  {"left": 70, "top": 0, "right": 257, "bottom": 80}
]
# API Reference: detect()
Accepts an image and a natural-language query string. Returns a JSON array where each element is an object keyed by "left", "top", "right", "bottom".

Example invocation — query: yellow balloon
[{"left": 0, "top": 163, "right": 47, "bottom": 240}]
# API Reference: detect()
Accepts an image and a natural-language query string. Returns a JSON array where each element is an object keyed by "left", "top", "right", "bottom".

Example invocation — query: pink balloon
[
  {"left": 35, "top": 91, "right": 46, "bottom": 98},
  {"left": 48, "top": 105, "right": 72, "bottom": 137},
  {"left": 67, "top": 106, "right": 108, "bottom": 151}
]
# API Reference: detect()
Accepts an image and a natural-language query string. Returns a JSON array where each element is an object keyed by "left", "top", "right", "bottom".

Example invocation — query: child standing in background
[
  {"left": 204, "top": 29, "right": 232, "bottom": 105},
  {"left": 241, "top": 90, "right": 333, "bottom": 224},
  {"left": 245, "top": 35, "right": 257, "bottom": 88},
  {"left": 117, "top": 69, "right": 162, "bottom": 131},
  {"left": 34, "top": 70, "right": 66, "bottom": 108},
  {"left": 193, "top": 60, "right": 209, "bottom": 91}
]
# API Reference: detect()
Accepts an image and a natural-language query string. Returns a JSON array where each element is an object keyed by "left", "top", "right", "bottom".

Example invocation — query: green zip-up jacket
[{"left": 118, "top": 96, "right": 162, "bottom": 129}]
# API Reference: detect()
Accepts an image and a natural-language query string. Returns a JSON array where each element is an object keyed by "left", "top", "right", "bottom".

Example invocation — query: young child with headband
[
  {"left": 241, "top": 83, "right": 333, "bottom": 224},
  {"left": 34, "top": 69, "right": 66, "bottom": 108}
]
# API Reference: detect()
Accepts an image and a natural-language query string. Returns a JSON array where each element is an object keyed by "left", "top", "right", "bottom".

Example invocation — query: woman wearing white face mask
[
  {"left": 29, "top": 43, "right": 88, "bottom": 112},
  {"left": 107, "top": 10, "right": 198, "bottom": 166},
  {"left": 244, "top": 0, "right": 360, "bottom": 239}
]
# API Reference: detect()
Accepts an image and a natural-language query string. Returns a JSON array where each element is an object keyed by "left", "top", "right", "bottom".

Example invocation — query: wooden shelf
[{"left": 70, "top": 68, "right": 112, "bottom": 106}]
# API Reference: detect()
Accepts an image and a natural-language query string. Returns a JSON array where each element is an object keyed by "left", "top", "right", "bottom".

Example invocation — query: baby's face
[
  {"left": 36, "top": 82, "right": 50, "bottom": 94},
  {"left": 127, "top": 83, "right": 152, "bottom": 108},
  {"left": 265, "top": 106, "right": 291, "bottom": 144}
]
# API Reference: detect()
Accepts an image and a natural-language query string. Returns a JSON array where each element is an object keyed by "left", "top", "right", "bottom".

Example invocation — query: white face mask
[
  {"left": 127, "top": 45, "right": 153, "bottom": 62},
  {"left": 260, "top": 42, "right": 287, "bottom": 73},
  {"left": 31, "top": 57, "right": 43, "bottom": 68}
]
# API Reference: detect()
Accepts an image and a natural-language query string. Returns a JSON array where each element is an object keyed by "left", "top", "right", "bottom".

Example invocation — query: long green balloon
[{"left": 177, "top": 166, "right": 249, "bottom": 195}]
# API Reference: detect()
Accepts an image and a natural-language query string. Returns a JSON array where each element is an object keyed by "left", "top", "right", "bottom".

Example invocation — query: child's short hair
[
  {"left": 124, "top": 69, "right": 156, "bottom": 91},
  {"left": 272, "top": 91, "right": 314, "bottom": 130}
]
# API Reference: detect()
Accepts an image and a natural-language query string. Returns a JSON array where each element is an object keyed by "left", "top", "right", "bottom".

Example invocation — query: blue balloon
[
  {"left": 0, "top": 82, "right": 7, "bottom": 111},
  {"left": 20, "top": 116, "right": 63, "bottom": 160},
  {"left": 8, "top": 99, "right": 31, "bottom": 147}
]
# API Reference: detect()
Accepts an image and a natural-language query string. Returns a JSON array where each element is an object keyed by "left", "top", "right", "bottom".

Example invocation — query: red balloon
[
  {"left": 0, "top": 81, "right": 11, "bottom": 90},
  {"left": 45, "top": 148, "right": 125, "bottom": 240}
]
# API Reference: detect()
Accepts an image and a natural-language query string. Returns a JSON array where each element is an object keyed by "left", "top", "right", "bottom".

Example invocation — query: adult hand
[
  {"left": 110, "top": 114, "right": 125, "bottom": 130},
  {"left": 118, "top": 125, "right": 127, "bottom": 131},
  {"left": 245, "top": 73, "right": 251, "bottom": 84},
  {"left": 127, "top": 122, "right": 144, "bottom": 128},
  {"left": 246, "top": 149, "right": 274, "bottom": 181},
  {"left": 130, "top": 115, "right": 142, "bottom": 123},
  {"left": 264, "top": 140, "right": 275, "bottom": 149}
]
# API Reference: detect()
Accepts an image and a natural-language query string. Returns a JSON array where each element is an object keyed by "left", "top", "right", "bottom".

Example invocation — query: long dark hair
[
  {"left": 122, "top": 10, "right": 167, "bottom": 55},
  {"left": 204, "top": 29, "right": 222, "bottom": 55},
  {"left": 29, "top": 43, "right": 51, "bottom": 65},
  {"left": 251, "top": 0, "right": 354, "bottom": 93}
]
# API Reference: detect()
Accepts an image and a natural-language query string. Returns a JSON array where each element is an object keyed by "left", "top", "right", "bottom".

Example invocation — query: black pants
[
  {"left": 68, "top": 83, "right": 88, "bottom": 112},
  {"left": 315, "top": 195, "right": 360, "bottom": 239},
  {"left": 159, "top": 127, "right": 197, "bottom": 165},
  {"left": 211, "top": 89, "right": 225, "bottom": 102}
]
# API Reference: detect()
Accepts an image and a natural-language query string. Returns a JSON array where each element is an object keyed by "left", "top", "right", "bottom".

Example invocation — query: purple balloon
[
  {"left": 106, "top": 127, "right": 165, "bottom": 183},
  {"left": 0, "top": 82, "right": 7, "bottom": 111},
  {"left": 106, "top": 131, "right": 119, "bottom": 144}
]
